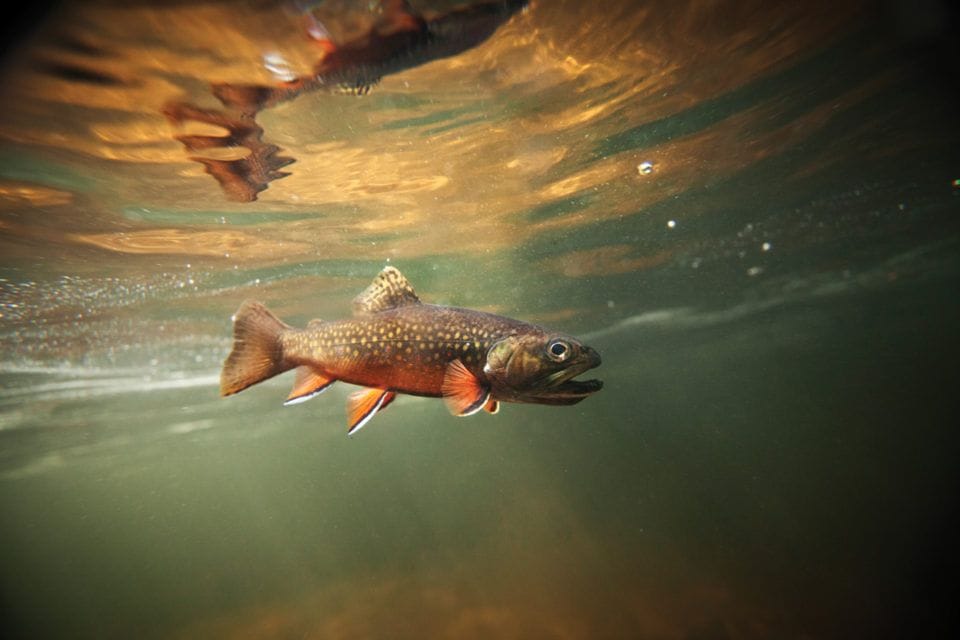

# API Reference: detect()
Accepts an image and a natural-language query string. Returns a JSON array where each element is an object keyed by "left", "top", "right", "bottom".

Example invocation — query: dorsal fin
[{"left": 352, "top": 266, "right": 421, "bottom": 316}]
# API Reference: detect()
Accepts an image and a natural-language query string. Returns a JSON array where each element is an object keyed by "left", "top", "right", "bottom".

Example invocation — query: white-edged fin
[
  {"left": 441, "top": 359, "right": 490, "bottom": 417},
  {"left": 346, "top": 388, "right": 396, "bottom": 436},
  {"left": 483, "top": 398, "right": 500, "bottom": 414},
  {"left": 284, "top": 366, "right": 335, "bottom": 405},
  {"left": 284, "top": 387, "right": 331, "bottom": 405}
]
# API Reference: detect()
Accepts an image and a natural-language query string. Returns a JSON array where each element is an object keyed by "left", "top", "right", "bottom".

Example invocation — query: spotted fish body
[
  {"left": 220, "top": 267, "right": 602, "bottom": 435},
  {"left": 283, "top": 305, "right": 525, "bottom": 398}
]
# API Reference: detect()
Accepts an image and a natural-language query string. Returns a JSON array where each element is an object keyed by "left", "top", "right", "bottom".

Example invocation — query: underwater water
[{"left": 1, "top": 0, "right": 959, "bottom": 637}]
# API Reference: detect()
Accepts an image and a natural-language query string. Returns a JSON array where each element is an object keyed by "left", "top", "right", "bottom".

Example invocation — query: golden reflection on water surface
[{"left": 0, "top": 0, "right": 867, "bottom": 268}]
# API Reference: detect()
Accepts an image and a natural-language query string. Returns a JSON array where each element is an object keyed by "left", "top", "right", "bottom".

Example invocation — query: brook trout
[{"left": 220, "top": 267, "right": 602, "bottom": 435}]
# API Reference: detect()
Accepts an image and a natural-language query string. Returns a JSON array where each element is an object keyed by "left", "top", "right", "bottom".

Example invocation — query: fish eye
[{"left": 547, "top": 339, "right": 571, "bottom": 361}]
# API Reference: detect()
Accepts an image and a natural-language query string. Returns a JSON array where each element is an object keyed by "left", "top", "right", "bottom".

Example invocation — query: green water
[{"left": 2, "top": 1, "right": 959, "bottom": 638}]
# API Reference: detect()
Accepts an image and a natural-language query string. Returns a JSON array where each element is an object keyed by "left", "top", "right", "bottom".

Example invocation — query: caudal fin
[{"left": 220, "top": 300, "right": 294, "bottom": 397}]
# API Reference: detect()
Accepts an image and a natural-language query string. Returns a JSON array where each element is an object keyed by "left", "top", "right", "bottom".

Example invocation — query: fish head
[{"left": 483, "top": 332, "right": 602, "bottom": 405}]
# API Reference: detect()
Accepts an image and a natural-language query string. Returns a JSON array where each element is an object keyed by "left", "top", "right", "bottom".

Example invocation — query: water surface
[{"left": 1, "top": 1, "right": 959, "bottom": 638}]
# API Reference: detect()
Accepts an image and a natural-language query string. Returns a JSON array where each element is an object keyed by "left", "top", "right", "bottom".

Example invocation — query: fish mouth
[
  {"left": 539, "top": 376, "right": 604, "bottom": 404},
  {"left": 524, "top": 348, "right": 603, "bottom": 405}
]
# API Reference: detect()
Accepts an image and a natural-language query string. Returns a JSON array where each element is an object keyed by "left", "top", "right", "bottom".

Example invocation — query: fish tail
[{"left": 220, "top": 300, "right": 294, "bottom": 397}]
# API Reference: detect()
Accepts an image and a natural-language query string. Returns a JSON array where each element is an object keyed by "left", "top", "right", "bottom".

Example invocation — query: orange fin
[
  {"left": 303, "top": 14, "right": 337, "bottom": 53},
  {"left": 284, "top": 366, "right": 335, "bottom": 405},
  {"left": 483, "top": 398, "right": 500, "bottom": 414},
  {"left": 220, "top": 300, "right": 293, "bottom": 396},
  {"left": 442, "top": 360, "right": 490, "bottom": 417},
  {"left": 347, "top": 388, "right": 397, "bottom": 436}
]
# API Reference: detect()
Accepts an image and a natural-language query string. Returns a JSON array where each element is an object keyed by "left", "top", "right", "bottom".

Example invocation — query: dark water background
[{"left": 1, "top": 1, "right": 959, "bottom": 637}]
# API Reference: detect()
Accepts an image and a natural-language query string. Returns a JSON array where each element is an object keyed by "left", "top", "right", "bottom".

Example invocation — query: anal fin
[
  {"left": 347, "top": 388, "right": 397, "bottom": 436},
  {"left": 442, "top": 360, "right": 490, "bottom": 417},
  {"left": 284, "top": 366, "right": 336, "bottom": 405}
]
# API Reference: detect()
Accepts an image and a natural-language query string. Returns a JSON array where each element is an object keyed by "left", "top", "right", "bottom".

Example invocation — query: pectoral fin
[
  {"left": 284, "top": 366, "right": 336, "bottom": 405},
  {"left": 441, "top": 360, "right": 490, "bottom": 417},
  {"left": 346, "top": 388, "right": 396, "bottom": 436}
]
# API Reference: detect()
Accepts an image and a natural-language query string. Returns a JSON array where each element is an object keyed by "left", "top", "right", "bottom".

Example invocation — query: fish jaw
[
  {"left": 513, "top": 377, "right": 604, "bottom": 405},
  {"left": 490, "top": 343, "right": 603, "bottom": 406},
  {"left": 524, "top": 345, "right": 603, "bottom": 405}
]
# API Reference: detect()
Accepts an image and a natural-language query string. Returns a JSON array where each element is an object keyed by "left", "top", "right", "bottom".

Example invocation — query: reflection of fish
[
  {"left": 213, "top": 0, "right": 530, "bottom": 113},
  {"left": 220, "top": 266, "right": 602, "bottom": 435},
  {"left": 165, "top": 0, "right": 529, "bottom": 202}
]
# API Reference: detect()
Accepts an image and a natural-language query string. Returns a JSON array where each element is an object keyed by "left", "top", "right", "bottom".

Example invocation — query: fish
[
  {"left": 220, "top": 266, "right": 602, "bottom": 436},
  {"left": 211, "top": 0, "right": 531, "bottom": 114}
]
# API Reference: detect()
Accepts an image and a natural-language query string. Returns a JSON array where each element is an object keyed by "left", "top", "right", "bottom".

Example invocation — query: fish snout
[{"left": 582, "top": 345, "right": 602, "bottom": 368}]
